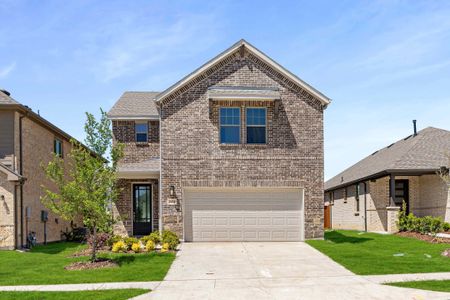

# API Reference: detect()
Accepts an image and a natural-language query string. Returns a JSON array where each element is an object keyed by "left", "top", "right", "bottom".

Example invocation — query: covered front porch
[
  {"left": 112, "top": 159, "right": 160, "bottom": 237},
  {"left": 368, "top": 173, "right": 450, "bottom": 232}
]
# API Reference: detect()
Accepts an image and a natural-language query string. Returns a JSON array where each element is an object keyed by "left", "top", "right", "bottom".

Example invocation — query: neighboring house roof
[
  {"left": 108, "top": 91, "right": 160, "bottom": 119},
  {"left": 117, "top": 158, "right": 160, "bottom": 178},
  {"left": 154, "top": 39, "right": 331, "bottom": 106},
  {"left": 0, "top": 89, "right": 19, "bottom": 105},
  {"left": 325, "top": 127, "right": 450, "bottom": 191},
  {"left": 0, "top": 90, "right": 104, "bottom": 161},
  {"left": 0, "top": 162, "right": 23, "bottom": 182}
]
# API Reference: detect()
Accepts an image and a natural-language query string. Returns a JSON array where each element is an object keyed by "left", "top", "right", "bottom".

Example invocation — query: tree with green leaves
[{"left": 41, "top": 109, "right": 123, "bottom": 262}]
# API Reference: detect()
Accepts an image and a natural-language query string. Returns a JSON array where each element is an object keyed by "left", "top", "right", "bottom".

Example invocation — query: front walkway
[{"left": 133, "top": 242, "right": 450, "bottom": 300}]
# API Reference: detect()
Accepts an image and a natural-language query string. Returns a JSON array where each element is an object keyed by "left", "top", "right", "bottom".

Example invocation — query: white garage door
[{"left": 184, "top": 188, "right": 304, "bottom": 242}]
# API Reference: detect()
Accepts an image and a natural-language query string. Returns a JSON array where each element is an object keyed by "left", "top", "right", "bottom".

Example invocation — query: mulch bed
[
  {"left": 65, "top": 259, "right": 118, "bottom": 271},
  {"left": 396, "top": 231, "right": 450, "bottom": 244},
  {"left": 68, "top": 248, "right": 109, "bottom": 257}
]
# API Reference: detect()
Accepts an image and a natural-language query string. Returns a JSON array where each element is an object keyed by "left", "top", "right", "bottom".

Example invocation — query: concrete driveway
[{"left": 139, "top": 242, "right": 450, "bottom": 300}]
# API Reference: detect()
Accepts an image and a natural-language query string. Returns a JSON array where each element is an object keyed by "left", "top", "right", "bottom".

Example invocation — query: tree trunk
[{"left": 91, "top": 224, "right": 97, "bottom": 262}]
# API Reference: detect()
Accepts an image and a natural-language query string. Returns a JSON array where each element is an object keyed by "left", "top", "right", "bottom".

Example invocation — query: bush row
[
  {"left": 107, "top": 230, "right": 179, "bottom": 253},
  {"left": 398, "top": 202, "right": 450, "bottom": 234}
]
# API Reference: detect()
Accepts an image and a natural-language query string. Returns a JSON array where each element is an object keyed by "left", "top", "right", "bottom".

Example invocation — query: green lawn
[
  {"left": 306, "top": 230, "right": 450, "bottom": 275},
  {"left": 0, "top": 242, "right": 175, "bottom": 285},
  {"left": 387, "top": 280, "right": 450, "bottom": 293},
  {"left": 0, "top": 289, "right": 149, "bottom": 300}
]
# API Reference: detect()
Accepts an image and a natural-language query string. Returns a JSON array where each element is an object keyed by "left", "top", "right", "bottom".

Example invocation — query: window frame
[
  {"left": 245, "top": 107, "right": 267, "bottom": 144},
  {"left": 219, "top": 107, "right": 241, "bottom": 144},
  {"left": 54, "top": 138, "right": 63, "bottom": 158},
  {"left": 355, "top": 184, "right": 360, "bottom": 213},
  {"left": 135, "top": 122, "right": 149, "bottom": 143}
]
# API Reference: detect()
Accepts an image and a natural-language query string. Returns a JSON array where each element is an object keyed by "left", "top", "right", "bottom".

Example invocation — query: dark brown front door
[
  {"left": 324, "top": 205, "right": 331, "bottom": 229},
  {"left": 394, "top": 180, "right": 409, "bottom": 214},
  {"left": 133, "top": 184, "right": 152, "bottom": 236}
]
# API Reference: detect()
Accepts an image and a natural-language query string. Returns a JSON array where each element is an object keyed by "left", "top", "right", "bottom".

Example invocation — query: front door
[
  {"left": 133, "top": 184, "right": 152, "bottom": 236},
  {"left": 394, "top": 180, "right": 409, "bottom": 214}
]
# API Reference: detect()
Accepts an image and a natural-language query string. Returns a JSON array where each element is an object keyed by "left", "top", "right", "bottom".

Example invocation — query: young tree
[{"left": 41, "top": 109, "right": 123, "bottom": 262}]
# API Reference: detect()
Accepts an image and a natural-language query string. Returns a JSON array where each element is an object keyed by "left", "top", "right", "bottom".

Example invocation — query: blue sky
[{"left": 1, "top": 0, "right": 450, "bottom": 180}]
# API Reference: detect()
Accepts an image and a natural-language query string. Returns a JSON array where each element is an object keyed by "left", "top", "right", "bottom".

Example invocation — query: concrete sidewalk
[
  {"left": 364, "top": 272, "right": 450, "bottom": 284},
  {"left": 0, "top": 281, "right": 161, "bottom": 292},
  {"left": 134, "top": 242, "right": 450, "bottom": 300}
]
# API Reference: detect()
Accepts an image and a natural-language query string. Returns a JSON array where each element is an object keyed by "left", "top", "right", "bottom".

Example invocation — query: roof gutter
[{"left": 325, "top": 168, "right": 438, "bottom": 192}]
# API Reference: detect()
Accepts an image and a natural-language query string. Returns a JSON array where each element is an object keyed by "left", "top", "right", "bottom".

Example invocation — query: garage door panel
[{"left": 185, "top": 188, "right": 303, "bottom": 242}]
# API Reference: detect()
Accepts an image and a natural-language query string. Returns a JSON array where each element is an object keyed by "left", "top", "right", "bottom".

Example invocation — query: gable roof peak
[{"left": 155, "top": 39, "right": 331, "bottom": 106}]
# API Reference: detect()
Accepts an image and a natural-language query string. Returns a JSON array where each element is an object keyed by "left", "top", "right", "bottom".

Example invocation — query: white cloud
[
  {"left": 0, "top": 62, "right": 16, "bottom": 78},
  {"left": 75, "top": 12, "right": 221, "bottom": 82}
]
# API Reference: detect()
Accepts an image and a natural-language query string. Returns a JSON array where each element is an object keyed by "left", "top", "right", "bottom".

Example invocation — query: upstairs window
[
  {"left": 135, "top": 122, "right": 148, "bottom": 142},
  {"left": 246, "top": 108, "right": 266, "bottom": 144},
  {"left": 220, "top": 107, "right": 240, "bottom": 144},
  {"left": 54, "top": 139, "right": 63, "bottom": 158}
]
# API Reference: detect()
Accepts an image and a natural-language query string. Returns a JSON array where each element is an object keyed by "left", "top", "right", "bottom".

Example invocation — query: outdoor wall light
[
  {"left": 169, "top": 185, "right": 175, "bottom": 197},
  {"left": 0, "top": 195, "right": 4, "bottom": 202}
]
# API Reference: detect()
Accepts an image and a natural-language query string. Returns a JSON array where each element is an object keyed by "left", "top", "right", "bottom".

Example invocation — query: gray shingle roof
[
  {"left": 325, "top": 127, "right": 450, "bottom": 191},
  {"left": 117, "top": 158, "right": 160, "bottom": 175},
  {"left": 0, "top": 90, "right": 19, "bottom": 105},
  {"left": 108, "top": 92, "right": 160, "bottom": 118}
]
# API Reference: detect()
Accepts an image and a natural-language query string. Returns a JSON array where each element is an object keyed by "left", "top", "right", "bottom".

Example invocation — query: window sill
[{"left": 135, "top": 142, "right": 149, "bottom": 146}]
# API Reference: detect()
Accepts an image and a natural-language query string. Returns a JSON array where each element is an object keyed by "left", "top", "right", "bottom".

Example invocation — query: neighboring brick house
[
  {"left": 0, "top": 89, "right": 80, "bottom": 249},
  {"left": 325, "top": 125, "right": 450, "bottom": 233},
  {"left": 108, "top": 39, "right": 331, "bottom": 241}
]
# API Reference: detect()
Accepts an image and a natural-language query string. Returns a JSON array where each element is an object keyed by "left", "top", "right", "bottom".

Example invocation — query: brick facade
[
  {"left": 160, "top": 48, "right": 324, "bottom": 239},
  {"left": 327, "top": 174, "right": 450, "bottom": 232},
  {"left": 112, "top": 120, "right": 160, "bottom": 163},
  {"left": 114, "top": 178, "right": 159, "bottom": 236},
  {"left": 0, "top": 110, "right": 79, "bottom": 249},
  {"left": 0, "top": 172, "right": 15, "bottom": 249}
]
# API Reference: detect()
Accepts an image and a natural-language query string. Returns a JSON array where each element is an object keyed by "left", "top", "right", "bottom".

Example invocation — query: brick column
[{"left": 386, "top": 206, "right": 400, "bottom": 233}]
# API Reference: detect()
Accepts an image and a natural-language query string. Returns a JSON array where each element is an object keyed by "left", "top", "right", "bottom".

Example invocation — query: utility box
[{"left": 41, "top": 210, "right": 48, "bottom": 222}]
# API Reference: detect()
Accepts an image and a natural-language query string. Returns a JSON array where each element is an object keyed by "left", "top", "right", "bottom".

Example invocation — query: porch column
[{"left": 389, "top": 174, "right": 395, "bottom": 206}]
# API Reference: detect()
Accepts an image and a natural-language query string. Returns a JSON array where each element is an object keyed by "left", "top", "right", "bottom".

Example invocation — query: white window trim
[
  {"left": 219, "top": 107, "right": 241, "bottom": 144},
  {"left": 245, "top": 107, "right": 267, "bottom": 144},
  {"left": 135, "top": 122, "right": 149, "bottom": 143}
]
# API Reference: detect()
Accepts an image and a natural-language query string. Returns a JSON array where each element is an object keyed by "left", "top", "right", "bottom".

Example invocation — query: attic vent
[
  {"left": 387, "top": 143, "right": 395, "bottom": 148},
  {"left": 371, "top": 150, "right": 379, "bottom": 156}
]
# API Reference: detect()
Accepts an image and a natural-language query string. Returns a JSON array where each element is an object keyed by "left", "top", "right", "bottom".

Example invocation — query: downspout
[
  {"left": 363, "top": 182, "right": 368, "bottom": 232},
  {"left": 13, "top": 184, "right": 18, "bottom": 249},
  {"left": 158, "top": 104, "right": 163, "bottom": 234},
  {"left": 19, "top": 114, "right": 25, "bottom": 248}
]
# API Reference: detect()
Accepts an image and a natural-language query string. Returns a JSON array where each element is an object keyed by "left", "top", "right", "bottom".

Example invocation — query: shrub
[
  {"left": 149, "top": 231, "right": 161, "bottom": 244},
  {"left": 87, "top": 232, "right": 110, "bottom": 250},
  {"left": 107, "top": 235, "right": 123, "bottom": 247},
  {"left": 443, "top": 222, "right": 450, "bottom": 232},
  {"left": 146, "top": 240, "right": 155, "bottom": 252},
  {"left": 61, "top": 226, "right": 87, "bottom": 242},
  {"left": 161, "top": 230, "right": 179, "bottom": 250},
  {"left": 398, "top": 203, "right": 444, "bottom": 235},
  {"left": 131, "top": 242, "right": 141, "bottom": 253},
  {"left": 161, "top": 242, "right": 170, "bottom": 253},
  {"left": 112, "top": 241, "right": 127, "bottom": 253},
  {"left": 124, "top": 237, "right": 139, "bottom": 250},
  {"left": 140, "top": 235, "right": 151, "bottom": 244}
]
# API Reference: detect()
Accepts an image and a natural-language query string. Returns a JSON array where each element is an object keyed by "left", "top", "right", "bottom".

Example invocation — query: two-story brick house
[
  {"left": 0, "top": 89, "right": 81, "bottom": 249},
  {"left": 108, "top": 40, "right": 331, "bottom": 241}
]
